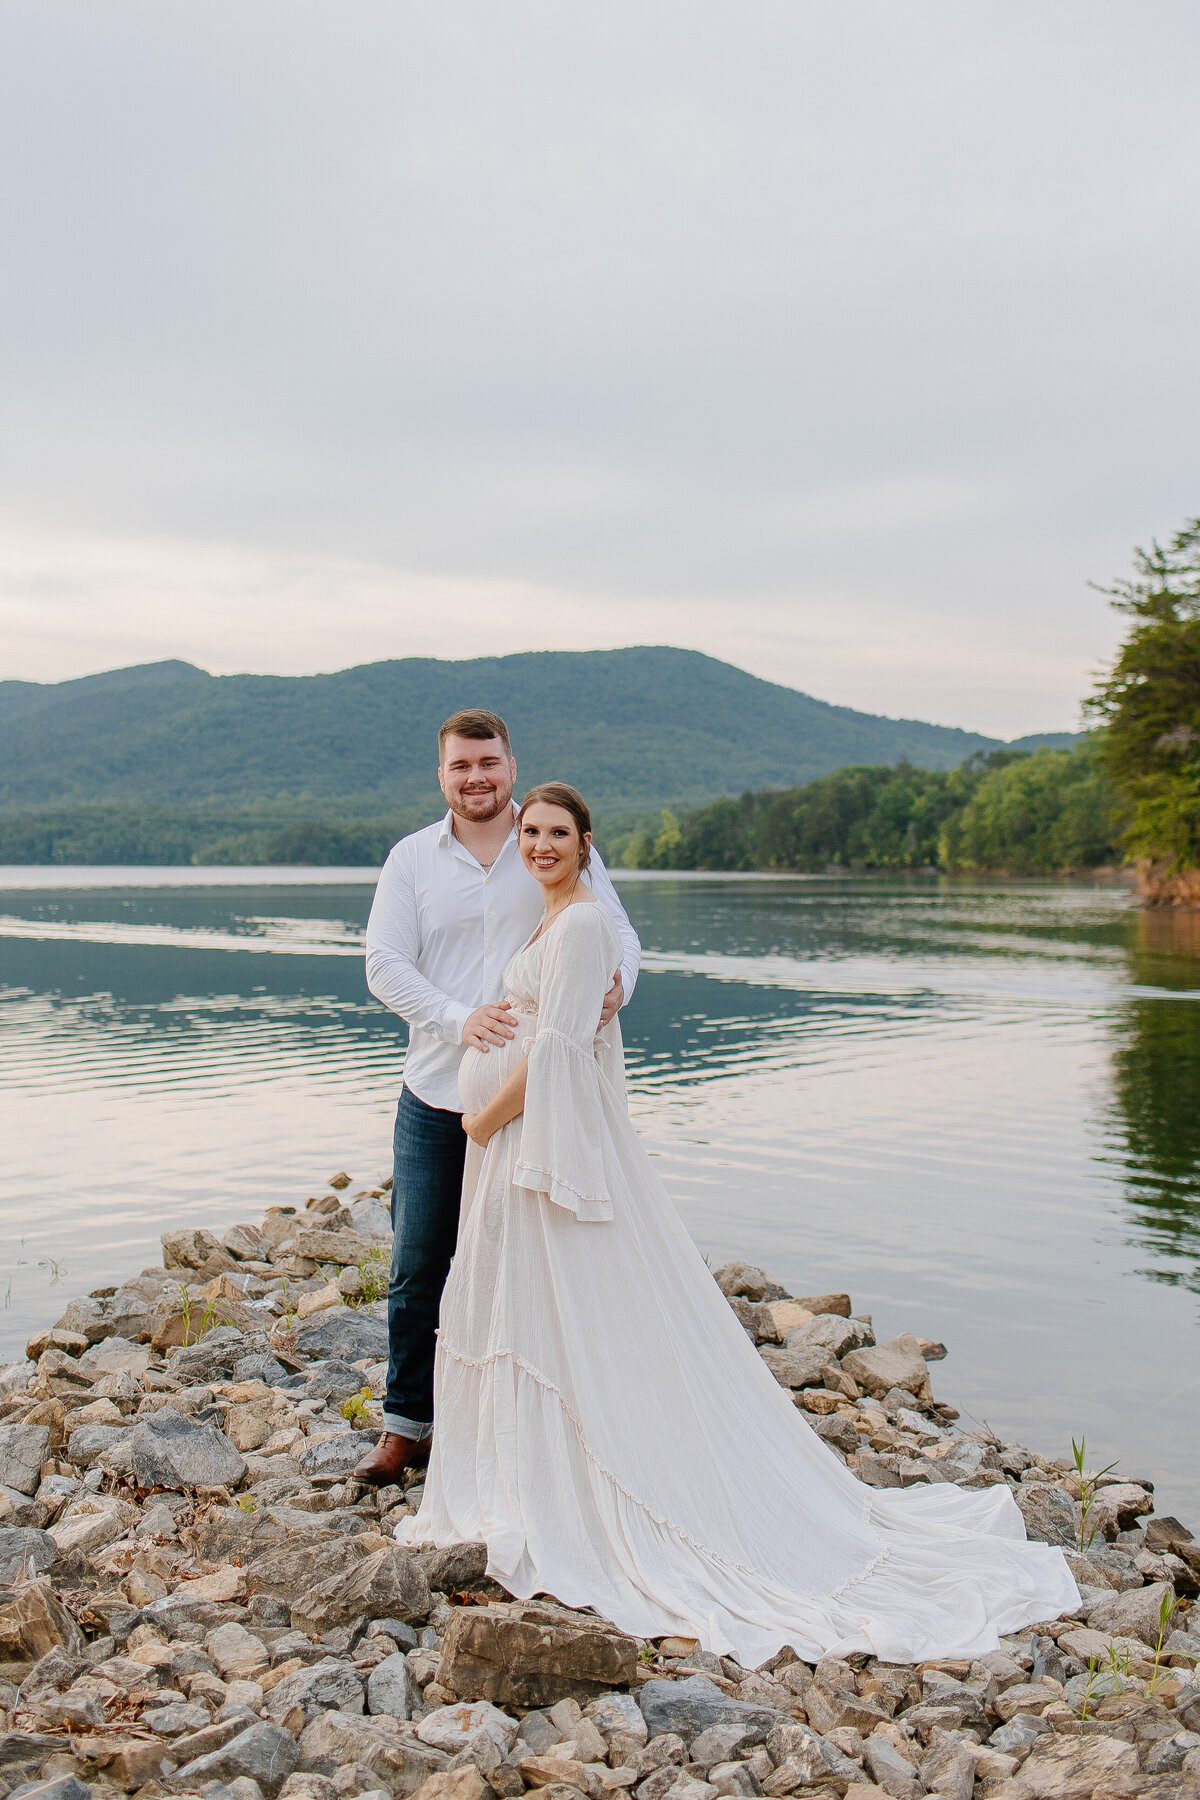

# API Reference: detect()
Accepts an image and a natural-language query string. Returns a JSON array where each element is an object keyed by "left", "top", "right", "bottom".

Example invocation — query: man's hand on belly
[{"left": 462, "top": 1001, "right": 517, "bottom": 1052}]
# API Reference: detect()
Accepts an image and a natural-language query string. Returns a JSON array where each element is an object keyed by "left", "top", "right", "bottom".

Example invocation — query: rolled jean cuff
[{"left": 382, "top": 1411, "right": 433, "bottom": 1441}]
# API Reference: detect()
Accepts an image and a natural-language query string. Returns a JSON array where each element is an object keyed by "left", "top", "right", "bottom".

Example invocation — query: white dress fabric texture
[{"left": 396, "top": 902, "right": 1078, "bottom": 1665}]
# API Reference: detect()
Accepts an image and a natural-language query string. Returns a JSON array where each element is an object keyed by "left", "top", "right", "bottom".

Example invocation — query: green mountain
[{"left": 0, "top": 646, "right": 1062, "bottom": 817}]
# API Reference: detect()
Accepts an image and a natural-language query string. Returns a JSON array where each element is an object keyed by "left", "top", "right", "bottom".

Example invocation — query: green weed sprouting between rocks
[
  {"left": 1072, "top": 1435, "right": 1120, "bottom": 1551},
  {"left": 341, "top": 1387, "right": 372, "bottom": 1425}
]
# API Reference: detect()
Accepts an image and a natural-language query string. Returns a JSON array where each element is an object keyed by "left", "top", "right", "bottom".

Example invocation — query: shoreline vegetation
[
  {"left": 0, "top": 745, "right": 1121, "bottom": 880},
  {"left": 2, "top": 1174, "right": 1200, "bottom": 1798}
]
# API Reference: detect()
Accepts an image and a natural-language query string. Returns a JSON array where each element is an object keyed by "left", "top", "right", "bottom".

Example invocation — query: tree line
[{"left": 615, "top": 742, "right": 1119, "bottom": 874}]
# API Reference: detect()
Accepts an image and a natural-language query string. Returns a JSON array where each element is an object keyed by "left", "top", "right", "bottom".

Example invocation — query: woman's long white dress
[{"left": 396, "top": 902, "right": 1078, "bottom": 1665}]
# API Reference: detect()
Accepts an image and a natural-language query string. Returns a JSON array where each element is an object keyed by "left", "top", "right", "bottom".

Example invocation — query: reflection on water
[
  {"left": 1106, "top": 910, "right": 1200, "bottom": 1297},
  {"left": 1, "top": 870, "right": 1199, "bottom": 1513}
]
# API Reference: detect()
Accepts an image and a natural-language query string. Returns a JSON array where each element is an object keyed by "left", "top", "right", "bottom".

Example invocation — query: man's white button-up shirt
[{"left": 364, "top": 810, "right": 641, "bottom": 1112}]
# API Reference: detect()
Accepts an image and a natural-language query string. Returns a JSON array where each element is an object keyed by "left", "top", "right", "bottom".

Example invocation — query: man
[{"left": 354, "top": 709, "right": 641, "bottom": 1484}]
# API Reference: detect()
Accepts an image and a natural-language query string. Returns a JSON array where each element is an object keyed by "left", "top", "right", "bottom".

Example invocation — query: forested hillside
[{"left": 618, "top": 743, "right": 1118, "bottom": 875}]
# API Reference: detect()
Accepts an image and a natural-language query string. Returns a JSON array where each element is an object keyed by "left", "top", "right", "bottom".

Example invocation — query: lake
[{"left": 2, "top": 867, "right": 1199, "bottom": 1515}]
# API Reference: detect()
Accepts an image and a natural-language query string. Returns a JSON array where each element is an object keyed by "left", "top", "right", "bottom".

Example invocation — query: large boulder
[
  {"left": 840, "top": 1334, "right": 931, "bottom": 1402},
  {"left": 1014, "top": 1483, "right": 1081, "bottom": 1549},
  {"left": 293, "top": 1309, "right": 389, "bottom": 1362},
  {"left": 1087, "top": 1580, "right": 1176, "bottom": 1648},
  {"left": 0, "top": 1423, "right": 51, "bottom": 1496},
  {"left": 264, "top": 1658, "right": 365, "bottom": 1727},
  {"left": 162, "top": 1227, "right": 225, "bottom": 1269},
  {"left": 367, "top": 1651, "right": 419, "bottom": 1720},
  {"left": 638, "top": 1674, "right": 784, "bottom": 1743},
  {"left": 245, "top": 1534, "right": 373, "bottom": 1599},
  {"left": 172, "top": 1720, "right": 299, "bottom": 1797},
  {"left": 291, "top": 1545, "right": 430, "bottom": 1634},
  {"left": 129, "top": 1407, "right": 247, "bottom": 1490},
  {"left": 1014, "top": 1730, "right": 1138, "bottom": 1797},
  {"left": 296, "top": 1709, "right": 449, "bottom": 1792},
  {"left": 0, "top": 1578, "right": 84, "bottom": 1659},
  {"left": 711, "top": 1264, "right": 788, "bottom": 1302},
  {"left": 785, "top": 1315, "right": 873, "bottom": 1360},
  {"left": 438, "top": 1601, "right": 638, "bottom": 1708},
  {"left": 758, "top": 1347, "right": 828, "bottom": 1391},
  {"left": 287, "top": 1228, "right": 380, "bottom": 1266},
  {"left": 0, "top": 1526, "right": 57, "bottom": 1582}
]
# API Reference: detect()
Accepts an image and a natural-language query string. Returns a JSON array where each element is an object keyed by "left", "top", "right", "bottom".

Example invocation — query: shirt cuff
[{"left": 444, "top": 999, "right": 473, "bottom": 1045}]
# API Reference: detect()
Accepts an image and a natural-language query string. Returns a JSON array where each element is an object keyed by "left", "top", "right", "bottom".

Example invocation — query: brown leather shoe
[{"left": 351, "top": 1430, "right": 433, "bottom": 1485}]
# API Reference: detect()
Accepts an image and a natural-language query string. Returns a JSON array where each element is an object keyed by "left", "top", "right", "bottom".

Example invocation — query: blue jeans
[{"left": 383, "top": 1084, "right": 467, "bottom": 1439}]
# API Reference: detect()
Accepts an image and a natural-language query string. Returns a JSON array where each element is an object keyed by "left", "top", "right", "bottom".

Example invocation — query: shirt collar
[{"left": 437, "top": 808, "right": 520, "bottom": 858}]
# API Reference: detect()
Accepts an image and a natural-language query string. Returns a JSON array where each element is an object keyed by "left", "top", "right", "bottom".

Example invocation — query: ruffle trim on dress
[
  {"left": 512, "top": 1160, "right": 613, "bottom": 1222},
  {"left": 440, "top": 1340, "right": 893, "bottom": 1604}
]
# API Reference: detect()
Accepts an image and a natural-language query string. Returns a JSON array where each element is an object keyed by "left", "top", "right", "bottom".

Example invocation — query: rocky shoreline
[{"left": 2, "top": 1175, "right": 1200, "bottom": 1800}]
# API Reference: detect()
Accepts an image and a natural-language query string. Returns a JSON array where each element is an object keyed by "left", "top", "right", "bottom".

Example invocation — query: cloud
[{"left": 0, "top": 1, "right": 1194, "bottom": 734}]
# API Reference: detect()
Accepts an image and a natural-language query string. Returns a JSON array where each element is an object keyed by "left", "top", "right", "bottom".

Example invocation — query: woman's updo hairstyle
[{"left": 517, "top": 782, "right": 592, "bottom": 872}]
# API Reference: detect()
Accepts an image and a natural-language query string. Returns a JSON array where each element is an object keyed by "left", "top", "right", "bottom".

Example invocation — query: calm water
[{"left": 2, "top": 869, "right": 1199, "bottom": 1515}]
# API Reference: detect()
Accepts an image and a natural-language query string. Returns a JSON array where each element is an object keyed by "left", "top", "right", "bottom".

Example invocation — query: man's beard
[{"left": 449, "top": 784, "right": 512, "bottom": 823}]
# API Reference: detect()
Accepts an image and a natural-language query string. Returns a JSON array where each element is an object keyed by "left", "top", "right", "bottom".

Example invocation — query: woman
[{"left": 396, "top": 783, "right": 1078, "bottom": 1664}]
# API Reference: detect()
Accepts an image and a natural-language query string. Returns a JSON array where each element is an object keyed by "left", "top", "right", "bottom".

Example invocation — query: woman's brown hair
[{"left": 517, "top": 782, "right": 592, "bottom": 871}]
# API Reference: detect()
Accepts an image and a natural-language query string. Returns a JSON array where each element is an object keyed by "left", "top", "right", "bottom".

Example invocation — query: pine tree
[{"left": 1087, "top": 517, "right": 1200, "bottom": 903}]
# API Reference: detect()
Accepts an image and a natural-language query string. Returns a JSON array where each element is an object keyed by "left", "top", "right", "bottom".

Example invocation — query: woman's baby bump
[{"left": 459, "top": 1014, "right": 536, "bottom": 1114}]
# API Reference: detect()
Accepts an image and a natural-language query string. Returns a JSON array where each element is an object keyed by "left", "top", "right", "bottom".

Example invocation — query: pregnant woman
[{"left": 396, "top": 782, "right": 1078, "bottom": 1664}]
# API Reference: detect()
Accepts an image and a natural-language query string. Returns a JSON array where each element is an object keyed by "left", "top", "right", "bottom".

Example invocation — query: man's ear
[{"left": 436, "top": 764, "right": 447, "bottom": 796}]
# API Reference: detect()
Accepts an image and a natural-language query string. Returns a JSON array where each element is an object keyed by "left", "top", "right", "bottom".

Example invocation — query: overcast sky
[{"left": 1, "top": 3, "right": 1197, "bottom": 736}]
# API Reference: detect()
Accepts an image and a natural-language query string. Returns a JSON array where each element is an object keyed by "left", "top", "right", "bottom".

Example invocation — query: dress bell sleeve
[{"left": 513, "top": 906, "right": 616, "bottom": 1223}]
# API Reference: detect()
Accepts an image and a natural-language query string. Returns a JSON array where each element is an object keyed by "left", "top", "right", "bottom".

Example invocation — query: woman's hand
[{"left": 462, "top": 1113, "right": 492, "bottom": 1148}]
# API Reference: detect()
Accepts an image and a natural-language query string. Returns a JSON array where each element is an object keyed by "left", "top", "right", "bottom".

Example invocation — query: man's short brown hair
[{"left": 438, "top": 709, "right": 512, "bottom": 760}]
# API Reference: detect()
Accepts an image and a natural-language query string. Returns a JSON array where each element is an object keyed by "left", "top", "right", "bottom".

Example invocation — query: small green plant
[
  {"left": 1078, "top": 1655, "right": 1102, "bottom": 1720},
  {"left": 1147, "top": 1587, "right": 1181, "bottom": 1693},
  {"left": 199, "top": 1298, "right": 219, "bottom": 1338},
  {"left": 356, "top": 1248, "right": 389, "bottom": 1307},
  {"left": 638, "top": 1645, "right": 658, "bottom": 1665},
  {"left": 1072, "top": 1436, "right": 1120, "bottom": 1550},
  {"left": 1104, "top": 1641, "right": 1132, "bottom": 1689},
  {"left": 177, "top": 1283, "right": 194, "bottom": 1347},
  {"left": 236, "top": 1495, "right": 258, "bottom": 1513},
  {"left": 341, "top": 1387, "right": 372, "bottom": 1425}
]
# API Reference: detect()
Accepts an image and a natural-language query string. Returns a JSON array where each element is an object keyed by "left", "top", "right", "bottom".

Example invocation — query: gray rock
[
  {"left": 862, "top": 1735, "right": 920, "bottom": 1798},
  {"left": 293, "top": 1311, "right": 388, "bottom": 1363},
  {"left": 264, "top": 1659, "right": 364, "bottom": 1724},
  {"left": 174, "top": 1723, "right": 299, "bottom": 1797},
  {"left": 300, "top": 1361, "right": 367, "bottom": 1406},
  {"left": 917, "top": 1738, "right": 974, "bottom": 1800},
  {"left": 234, "top": 1354, "right": 291, "bottom": 1386},
  {"left": 840, "top": 1334, "right": 930, "bottom": 1402},
  {"left": 6, "top": 1780, "right": 92, "bottom": 1800},
  {"left": 785, "top": 1315, "right": 873, "bottom": 1359},
  {"left": 347, "top": 1196, "right": 393, "bottom": 1245},
  {"left": 689, "top": 1724, "right": 768, "bottom": 1766},
  {"left": 58, "top": 1423, "right": 131, "bottom": 1471},
  {"left": 638, "top": 1675, "right": 782, "bottom": 1743},
  {"left": 0, "top": 1526, "right": 57, "bottom": 1581},
  {"left": 988, "top": 1713, "right": 1053, "bottom": 1754},
  {"left": 711, "top": 1264, "right": 788, "bottom": 1302},
  {"left": 809, "top": 1414, "right": 859, "bottom": 1456},
  {"left": 52, "top": 1296, "right": 113, "bottom": 1344},
  {"left": 130, "top": 1407, "right": 247, "bottom": 1491},
  {"left": 0, "top": 1424, "right": 52, "bottom": 1496},
  {"left": 1087, "top": 1580, "right": 1176, "bottom": 1647},
  {"left": 144, "top": 1701, "right": 213, "bottom": 1735},
  {"left": 1144, "top": 1733, "right": 1200, "bottom": 1776},
  {"left": 1013, "top": 1482, "right": 1080, "bottom": 1549},
  {"left": 706, "top": 1763, "right": 762, "bottom": 1797},
  {"left": 169, "top": 1328, "right": 268, "bottom": 1387},
  {"left": 297, "top": 1436, "right": 366, "bottom": 1480},
  {"left": 370, "top": 1619, "right": 419, "bottom": 1652},
  {"left": 757, "top": 1347, "right": 828, "bottom": 1391},
  {"left": 291, "top": 1545, "right": 430, "bottom": 1634},
  {"left": 366, "top": 1651, "right": 418, "bottom": 1720},
  {"left": 725, "top": 1298, "right": 781, "bottom": 1344},
  {"left": 415, "top": 1542, "right": 490, "bottom": 1594},
  {"left": 1084, "top": 1543, "right": 1143, "bottom": 1589}
]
